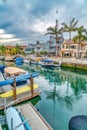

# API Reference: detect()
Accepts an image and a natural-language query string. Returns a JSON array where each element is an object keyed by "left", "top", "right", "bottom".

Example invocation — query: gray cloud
[{"left": 0, "top": 0, "right": 87, "bottom": 44}]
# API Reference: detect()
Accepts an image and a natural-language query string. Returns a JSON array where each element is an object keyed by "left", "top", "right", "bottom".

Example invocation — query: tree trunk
[
  {"left": 69, "top": 31, "right": 71, "bottom": 57},
  {"left": 78, "top": 41, "right": 81, "bottom": 58},
  {"left": 55, "top": 43, "right": 58, "bottom": 57},
  {"left": 55, "top": 35, "right": 58, "bottom": 57}
]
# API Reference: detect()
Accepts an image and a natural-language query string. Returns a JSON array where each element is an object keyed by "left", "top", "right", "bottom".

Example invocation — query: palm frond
[
  {"left": 70, "top": 18, "right": 75, "bottom": 25},
  {"left": 45, "top": 32, "right": 56, "bottom": 35},
  {"left": 58, "top": 28, "right": 64, "bottom": 33},
  {"left": 72, "top": 20, "right": 78, "bottom": 28},
  {"left": 73, "top": 35, "right": 79, "bottom": 43},
  {"left": 47, "top": 26, "right": 55, "bottom": 31},
  {"left": 85, "top": 29, "right": 87, "bottom": 35},
  {"left": 61, "top": 23, "right": 69, "bottom": 29}
]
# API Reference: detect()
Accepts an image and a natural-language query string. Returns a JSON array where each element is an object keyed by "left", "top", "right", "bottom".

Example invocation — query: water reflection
[
  {"left": 1, "top": 62, "right": 87, "bottom": 130},
  {"left": 23, "top": 64, "right": 87, "bottom": 111},
  {"left": 1, "top": 61, "right": 87, "bottom": 112}
]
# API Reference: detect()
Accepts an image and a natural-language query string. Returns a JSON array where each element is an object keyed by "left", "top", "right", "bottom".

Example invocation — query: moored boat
[
  {"left": 40, "top": 59, "right": 61, "bottom": 68},
  {"left": 23, "top": 59, "right": 30, "bottom": 64},
  {"left": 5, "top": 55, "right": 14, "bottom": 62},
  {"left": 0, "top": 84, "right": 38, "bottom": 98},
  {"left": 41, "top": 59, "right": 54, "bottom": 68},
  {"left": 0, "top": 66, "right": 40, "bottom": 110},
  {"left": 15, "top": 57, "right": 24, "bottom": 63},
  {"left": 0, "top": 72, "right": 39, "bottom": 87},
  {"left": 6, "top": 106, "right": 31, "bottom": 130},
  {"left": 0, "top": 56, "right": 5, "bottom": 60},
  {"left": 0, "top": 65, "right": 6, "bottom": 73}
]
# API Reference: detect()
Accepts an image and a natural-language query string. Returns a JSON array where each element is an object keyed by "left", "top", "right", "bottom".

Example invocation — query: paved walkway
[{"left": 50, "top": 57, "right": 87, "bottom": 65}]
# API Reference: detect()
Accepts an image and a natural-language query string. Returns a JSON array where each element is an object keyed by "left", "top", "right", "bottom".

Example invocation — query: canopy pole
[
  {"left": 13, "top": 76, "right": 17, "bottom": 100},
  {"left": 30, "top": 76, "right": 34, "bottom": 96}
]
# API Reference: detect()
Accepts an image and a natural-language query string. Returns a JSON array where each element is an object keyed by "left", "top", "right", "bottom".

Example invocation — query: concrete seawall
[{"left": 50, "top": 57, "right": 87, "bottom": 70}]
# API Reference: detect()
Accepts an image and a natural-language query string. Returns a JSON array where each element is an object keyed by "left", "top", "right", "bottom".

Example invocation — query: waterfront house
[
  {"left": 60, "top": 39, "right": 87, "bottom": 58},
  {"left": 35, "top": 41, "right": 50, "bottom": 56},
  {"left": 25, "top": 37, "right": 63, "bottom": 57},
  {"left": 48, "top": 36, "right": 63, "bottom": 56},
  {"left": 35, "top": 41, "right": 42, "bottom": 55},
  {"left": 25, "top": 44, "right": 36, "bottom": 56}
]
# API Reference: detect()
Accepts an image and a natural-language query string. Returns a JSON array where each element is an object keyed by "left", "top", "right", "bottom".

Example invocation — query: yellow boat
[{"left": 0, "top": 84, "right": 38, "bottom": 98}]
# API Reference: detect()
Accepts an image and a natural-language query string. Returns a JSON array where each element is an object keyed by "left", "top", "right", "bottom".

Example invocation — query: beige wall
[{"left": 61, "top": 41, "right": 87, "bottom": 58}]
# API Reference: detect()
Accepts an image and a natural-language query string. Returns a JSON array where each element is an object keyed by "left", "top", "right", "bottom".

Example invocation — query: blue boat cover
[
  {"left": 0, "top": 72, "right": 39, "bottom": 87},
  {"left": 15, "top": 57, "right": 23, "bottom": 61},
  {"left": 31, "top": 72, "right": 39, "bottom": 78},
  {"left": 15, "top": 57, "right": 24, "bottom": 65},
  {"left": 69, "top": 115, "right": 87, "bottom": 130},
  {"left": 0, "top": 65, "right": 6, "bottom": 73},
  {"left": 41, "top": 59, "right": 53, "bottom": 62},
  {"left": 0, "top": 65, "right": 6, "bottom": 68}
]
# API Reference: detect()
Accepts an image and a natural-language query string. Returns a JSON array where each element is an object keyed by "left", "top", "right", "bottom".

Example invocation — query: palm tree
[
  {"left": 73, "top": 26, "right": 87, "bottom": 58},
  {"left": 0, "top": 45, "right": 6, "bottom": 55},
  {"left": 15, "top": 44, "right": 21, "bottom": 54},
  {"left": 61, "top": 18, "right": 78, "bottom": 57},
  {"left": 45, "top": 20, "right": 63, "bottom": 57},
  {"left": 11, "top": 48, "right": 16, "bottom": 55}
]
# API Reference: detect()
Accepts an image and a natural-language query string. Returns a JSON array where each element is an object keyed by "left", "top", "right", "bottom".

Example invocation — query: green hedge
[{"left": 61, "top": 63, "right": 87, "bottom": 71}]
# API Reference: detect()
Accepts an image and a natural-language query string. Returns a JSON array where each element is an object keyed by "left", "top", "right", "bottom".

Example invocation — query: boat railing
[
  {"left": 0, "top": 72, "right": 39, "bottom": 87},
  {"left": 4, "top": 99, "right": 19, "bottom": 114}
]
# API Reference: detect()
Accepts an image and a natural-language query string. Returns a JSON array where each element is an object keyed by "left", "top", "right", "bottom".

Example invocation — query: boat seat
[
  {"left": 0, "top": 87, "right": 4, "bottom": 94},
  {"left": 0, "top": 72, "right": 38, "bottom": 93},
  {"left": 2, "top": 85, "right": 13, "bottom": 92},
  {"left": 0, "top": 72, "right": 4, "bottom": 81},
  {"left": 0, "top": 71, "right": 13, "bottom": 92}
]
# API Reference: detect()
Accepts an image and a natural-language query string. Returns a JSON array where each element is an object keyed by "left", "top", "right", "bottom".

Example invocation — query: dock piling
[
  {"left": 13, "top": 76, "right": 17, "bottom": 100},
  {"left": 30, "top": 76, "right": 34, "bottom": 96}
]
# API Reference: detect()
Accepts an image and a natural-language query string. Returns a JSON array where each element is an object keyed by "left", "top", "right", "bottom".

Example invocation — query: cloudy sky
[{"left": 0, "top": 0, "right": 87, "bottom": 44}]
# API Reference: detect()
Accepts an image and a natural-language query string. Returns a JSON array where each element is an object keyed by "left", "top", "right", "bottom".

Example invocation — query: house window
[
  {"left": 74, "top": 52, "right": 76, "bottom": 57},
  {"left": 66, "top": 45, "right": 69, "bottom": 49},
  {"left": 81, "top": 46, "right": 85, "bottom": 50},
  {"left": 62, "top": 45, "right": 64, "bottom": 48},
  {"left": 70, "top": 45, "right": 76, "bottom": 49}
]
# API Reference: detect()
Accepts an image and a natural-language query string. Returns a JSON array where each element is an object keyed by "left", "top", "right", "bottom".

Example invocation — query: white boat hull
[
  {"left": 6, "top": 107, "right": 25, "bottom": 130},
  {"left": 23, "top": 60, "right": 30, "bottom": 64}
]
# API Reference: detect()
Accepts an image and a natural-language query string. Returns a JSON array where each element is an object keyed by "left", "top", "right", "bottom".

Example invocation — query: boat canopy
[
  {"left": 0, "top": 72, "right": 39, "bottom": 86},
  {"left": 0, "top": 65, "right": 6, "bottom": 73},
  {"left": 41, "top": 59, "right": 54, "bottom": 62},
  {"left": 15, "top": 57, "right": 24, "bottom": 61}
]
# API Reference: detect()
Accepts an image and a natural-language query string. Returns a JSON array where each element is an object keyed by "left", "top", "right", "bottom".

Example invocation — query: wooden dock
[
  {"left": 0, "top": 70, "right": 41, "bottom": 110},
  {"left": 16, "top": 103, "right": 53, "bottom": 130},
  {"left": 0, "top": 90, "right": 40, "bottom": 110}
]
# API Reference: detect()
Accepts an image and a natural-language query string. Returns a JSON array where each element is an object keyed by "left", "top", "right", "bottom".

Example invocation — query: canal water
[
  {"left": 20, "top": 63, "right": 87, "bottom": 130},
  {"left": 1, "top": 61, "right": 87, "bottom": 130}
]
